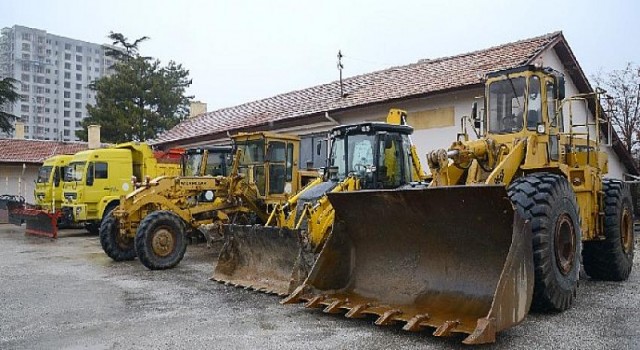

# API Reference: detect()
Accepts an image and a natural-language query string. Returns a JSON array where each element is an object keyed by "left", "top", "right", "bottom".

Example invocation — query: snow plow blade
[
  {"left": 212, "top": 225, "right": 311, "bottom": 296},
  {"left": 283, "top": 186, "right": 534, "bottom": 345},
  {"left": 10, "top": 208, "right": 59, "bottom": 238}
]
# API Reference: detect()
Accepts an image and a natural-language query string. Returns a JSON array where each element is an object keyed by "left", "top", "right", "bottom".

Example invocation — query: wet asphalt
[{"left": 0, "top": 224, "right": 639, "bottom": 350}]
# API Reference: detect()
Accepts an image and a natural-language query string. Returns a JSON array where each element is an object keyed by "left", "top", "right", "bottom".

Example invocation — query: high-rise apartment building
[{"left": 0, "top": 25, "right": 114, "bottom": 141}]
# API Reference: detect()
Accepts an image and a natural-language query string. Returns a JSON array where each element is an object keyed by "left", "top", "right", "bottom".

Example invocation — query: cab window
[
  {"left": 527, "top": 76, "right": 542, "bottom": 130},
  {"left": 95, "top": 162, "right": 108, "bottom": 179}
]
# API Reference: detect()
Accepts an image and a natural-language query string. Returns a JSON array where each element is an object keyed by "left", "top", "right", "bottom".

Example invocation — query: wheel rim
[
  {"left": 151, "top": 227, "right": 175, "bottom": 257},
  {"left": 621, "top": 207, "right": 633, "bottom": 254},
  {"left": 554, "top": 214, "right": 576, "bottom": 275}
]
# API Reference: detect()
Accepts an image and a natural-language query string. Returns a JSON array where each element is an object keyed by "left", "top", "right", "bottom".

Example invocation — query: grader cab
[
  {"left": 284, "top": 66, "right": 634, "bottom": 344},
  {"left": 213, "top": 109, "right": 428, "bottom": 296}
]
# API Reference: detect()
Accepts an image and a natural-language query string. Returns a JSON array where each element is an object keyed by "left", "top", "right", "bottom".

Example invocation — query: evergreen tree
[{"left": 0, "top": 77, "right": 19, "bottom": 134}]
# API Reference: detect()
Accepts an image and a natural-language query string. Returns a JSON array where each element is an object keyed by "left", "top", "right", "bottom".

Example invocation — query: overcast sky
[{"left": 3, "top": 0, "right": 638, "bottom": 111}]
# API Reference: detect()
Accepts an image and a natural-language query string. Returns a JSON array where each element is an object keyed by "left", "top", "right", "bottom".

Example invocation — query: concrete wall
[{"left": 0, "top": 163, "right": 39, "bottom": 202}]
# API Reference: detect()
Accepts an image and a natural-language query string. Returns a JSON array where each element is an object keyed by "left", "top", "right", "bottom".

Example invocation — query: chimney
[
  {"left": 189, "top": 101, "right": 207, "bottom": 118},
  {"left": 88, "top": 124, "right": 101, "bottom": 149},
  {"left": 13, "top": 122, "right": 25, "bottom": 139}
]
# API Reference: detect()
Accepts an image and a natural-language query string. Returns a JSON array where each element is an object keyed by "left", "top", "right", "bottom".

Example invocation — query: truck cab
[{"left": 34, "top": 154, "right": 73, "bottom": 212}]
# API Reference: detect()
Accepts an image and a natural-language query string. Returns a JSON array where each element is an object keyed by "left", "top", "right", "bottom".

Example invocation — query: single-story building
[
  {"left": 152, "top": 31, "right": 638, "bottom": 178},
  {"left": 0, "top": 137, "right": 88, "bottom": 202}
]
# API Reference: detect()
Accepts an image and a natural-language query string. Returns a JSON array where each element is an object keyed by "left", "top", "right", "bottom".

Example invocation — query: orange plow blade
[{"left": 283, "top": 186, "right": 534, "bottom": 345}]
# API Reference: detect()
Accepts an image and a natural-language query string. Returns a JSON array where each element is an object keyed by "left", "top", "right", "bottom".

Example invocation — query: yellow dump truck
[
  {"left": 34, "top": 154, "right": 73, "bottom": 215},
  {"left": 61, "top": 142, "right": 182, "bottom": 235}
]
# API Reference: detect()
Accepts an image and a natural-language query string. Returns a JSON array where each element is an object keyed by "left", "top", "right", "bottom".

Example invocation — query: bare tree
[{"left": 594, "top": 63, "right": 640, "bottom": 156}]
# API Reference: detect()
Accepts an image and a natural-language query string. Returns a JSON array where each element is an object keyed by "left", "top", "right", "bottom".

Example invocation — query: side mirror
[
  {"left": 557, "top": 77, "right": 565, "bottom": 100},
  {"left": 86, "top": 163, "right": 94, "bottom": 186}
]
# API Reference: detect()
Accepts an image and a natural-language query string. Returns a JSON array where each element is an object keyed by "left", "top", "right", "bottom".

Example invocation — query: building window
[
  {"left": 22, "top": 33, "right": 31, "bottom": 40},
  {"left": 76, "top": 74, "right": 82, "bottom": 81},
  {"left": 76, "top": 46, "right": 82, "bottom": 53},
  {"left": 94, "top": 58, "right": 99, "bottom": 63},
  {"left": 75, "top": 101, "right": 82, "bottom": 108},
  {"left": 20, "top": 94, "right": 28, "bottom": 102},
  {"left": 21, "top": 105, "right": 29, "bottom": 112},
  {"left": 64, "top": 120, "right": 70, "bottom": 127},
  {"left": 64, "top": 101, "right": 70, "bottom": 108},
  {"left": 76, "top": 55, "right": 82, "bottom": 62},
  {"left": 76, "top": 83, "right": 82, "bottom": 90},
  {"left": 75, "top": 111, "right": 82, "bottom": 118},
  {"left": 24, "top": 126, "right": 29, "bottom": 133},
  {"left": 65, "top": 43, "right": 71, "bottom": 50},
  {"left": 64, "top": 72, "right": 70, "bottom": 79},
  {"left": 94, "top": 67, "right": 99, "bottom": 73},
  {"left": 64, "top": 62, "right": 71, "bottom": 69},
  {"left": 46, "top": 49, "right": 51, "bottom": 55},
  {"left": 75, "top": 121, "right": 81, "bottom": 127},
  {"left": 64, "top": 110, "right": 70, "bottom": 117},
  {"left": 21, "top": 64, "right": 30, "bottom": 71},
  {"left": 35, "top": 86, "right": 44, "bottom": 94},
  {"left": 22, "top": 53, "right": 30, "bottom": 60},
  {"left": 64, "top": 82, "right": 70, "bottom": 88},
  {"left": 22, "top": 43, "right": 31, "bottom": 51},
  {"left": 64, "top": 91, "right": 70, "bottom": 98},
  {"left": 45, "top": 78, "right": 50, "bottom": 84},
  {"left": 21, "top": 83, "right": 30, "bottom": 92},
  {"left": 21, "top": 73, "right": 30, "bottom": 81},
  {"left": 63, "top": 129, "right": 70, "bottom": 136},
  {"left": 76, "top": 64, "right": 82, "bottom": 71},
  {"left": 20, "top": 115, "right": 29, "bottom": 122},
  {"left": 64, "top": 53, "right": 71, "bottom": 60}
]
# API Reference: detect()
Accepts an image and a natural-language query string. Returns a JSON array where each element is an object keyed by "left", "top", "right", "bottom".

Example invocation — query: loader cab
[
  {"left": 485, "top": 66, "right": 564, "bottom": 137},
  {"left": 327, "top": 122, "right": 415, "bottom": 189},
  {"left": 181, "top": 147, "right": 233, "bottom": 177},
  {"left": 232, "top": 132, "right": 300, "bottom": 201}
]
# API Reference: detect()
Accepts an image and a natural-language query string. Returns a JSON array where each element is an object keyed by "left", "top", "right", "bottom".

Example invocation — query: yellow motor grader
[
  {"left": 100, "top": 132, "right": 318, "bottom": 270},
  {"left": 213, "top": 109, "right": 428, "bottom": 295},
  {"left": 284, "top": 66, "right": 635, "bottom": 344}
]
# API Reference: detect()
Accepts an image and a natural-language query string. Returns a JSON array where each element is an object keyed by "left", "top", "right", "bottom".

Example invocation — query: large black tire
[
  {"left": 508, "top": 173, "right": 581, "bottom": 312},
  {"left": 99, "top": 211, "right": 136, "bottom": 261},
  {"left": 86, "top": 203, "right": 118, "bottom": 235},
  {"left": 582, "top": 179, "right": 634, "bottom": 280},
  {"left": 135, "top": 210, "right": 187, "bottom": 270}
]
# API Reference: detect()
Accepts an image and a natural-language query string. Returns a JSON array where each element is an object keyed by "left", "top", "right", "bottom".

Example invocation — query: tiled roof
[
  {"left": 0, "top": 139, "right": 89, "bottom": 163},
  {"left": 154, "top": 32, "right": 562, "bottom": 144}
]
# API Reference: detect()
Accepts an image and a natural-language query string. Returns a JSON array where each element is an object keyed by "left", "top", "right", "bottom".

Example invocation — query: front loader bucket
[
  {"left": 212, "top": 224, "right": 312, "bottom": 296},
  {"left": 283, "top": 186, "right": 534, "bottom": 345},
  {"left": 9, "top": 208, "right": 59, "bottom": 238}
]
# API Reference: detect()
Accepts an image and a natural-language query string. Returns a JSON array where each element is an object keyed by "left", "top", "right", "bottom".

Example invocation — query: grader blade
[
  {"left": 212, "top": 225, "right": 312, "bottom": 296},
  {"left": 283, "top": 186, "right": 534, "bottom": 345}
]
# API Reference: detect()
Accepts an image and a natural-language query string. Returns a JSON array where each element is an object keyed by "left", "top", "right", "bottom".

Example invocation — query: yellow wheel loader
[
  {"left": 213, "top": 109, "right": 428, "bottom": 295},
  {"left": 100, "top": 132, "right": 318, "bottom": 270},
  {"left": 284, "top": 66, "right": 635, "bottom": 344}
]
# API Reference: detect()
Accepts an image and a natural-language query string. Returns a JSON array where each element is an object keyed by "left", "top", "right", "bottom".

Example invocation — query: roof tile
[{"left": 0, "top": 139, "right": 89, "bottom": 163}]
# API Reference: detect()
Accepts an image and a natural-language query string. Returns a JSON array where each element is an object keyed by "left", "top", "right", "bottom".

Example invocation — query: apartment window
[
  {"left": 63, "top": 130, "right": 70, "bottom": 136},
  {"left": 21, "top": 73, "right": 30, "bottom": 81},
  {"left": 45, "top": 49, "right": 51, "bottom": 55},
  {"left": 75, "top": 111, "right": 82, "bottom": 118},
  {"left": 64, "top": 110, "right": 70, "bottom": 117},
  {"left": 21, "top": 83, "right": 30, "bottom": 92},
  {"left": 20, "top": 95, "right": 28, "bottom": 102},
  {"left": 45, "top": 78, "right": 50, "bottom": 84},
  {"left": 20, "top": 115, "right": 29, "bottom": 122},
  {"left": 75, "top": 101, "right": 82, "bottom": 108},
  {"left": 35, "top": 86, "right": 44, "bottom": 93},
  {"left": 21, "top": 63, "right": 30, "bottom": 71},
  {"left": 45, "top": 98, "right": 50, "bottom": 103},
  {"left": 94, "top": 58, "right": 99, "bottom": 63},
  {"left": 22, "top": 33, "right": 31, "bottom": 40},
  {"left": 76, "top": 64, "right": 82, "bottom": 71},
  {"left": 22, "top": 43, "right": 31, "bottom": 51},
  {"left": 86, "top": 65, "right": 91, "bottom": 71},
  {"left": 64, "top": 91, "right": 70, "bottom": 98},
  {"left": 64, "top": 53, "right": 71, "bottom": 60},
  {"left": 76, "top": 46, "right": 82, "bottom": 53},
  {"left": 64, "top": 62, "right": 71, "bottom": 69},
  {"left": 75, "top": 121, "right": 81, "bottom": 127},
  {"left": 76, "top": 55, "right": 82, "bottom": 62},
  {"left": 64, "top": 72, "right": 70, "bottom": 79},
  {"left": 37, "top": 36, "right": 44, "bottom": 44},
  {"left": 65, "top": 43, "right": 71, "bottom": 50},
  {"left": 64, "top": 120, "right": 70, "bottom": 127},
  {"left": 21, "top": 105, "right": 29, "bottom": 112},
  {"left": 63, "top": 101, "right": 70, "bottom": 108},
  {"left": 46, "top": 39, "right": 51, "bottom": 44},
  {"left": 63, "top": 81, "right": 70, "bottom": 88},
  {"left": 46, "top": 69, "right": 51, "bottom": 74},
  {"left": 94, "top": 67, "right": 99, "bottom": 73},
  {"left": 24, "top": 126, "right": 29, "bottom": 133},
  {"left": 45, "top": 108, "right": 50, "bottom": 113},
  {"left": 76, "top": 74, "right": 82, "bottom": 81},
  {"left": 22, "top": 53, "right": 30, "bottom": 60},
  {"left": 44, "top": 117, "right": 49, "bottom": 122},
  {"left": 35, "top": 76, "right": 44, "bottom": 84},
  {"left": 45, "top": 88, "right": 51, "bottom": 93},
  {"left": 76, "top": 83, "right": 82, "bottom": 90}
]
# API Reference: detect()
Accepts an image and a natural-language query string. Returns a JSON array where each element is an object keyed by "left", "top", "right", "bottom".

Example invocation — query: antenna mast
[{"left": 337, "top": 50, "right": 344, "bottom": 97}]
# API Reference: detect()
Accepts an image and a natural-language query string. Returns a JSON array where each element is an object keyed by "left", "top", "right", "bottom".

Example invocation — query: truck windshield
[
  {"left": 329, "top": 134, "right": 376, "bottom": 179},
  {"left": 183, "top": 153, "right": 203, "bottom": 176},
  {"left": 65, "top": 162, "right": 86, "bottom": 181},
  {"left": 37, "top": 166, "right": 53, "bottom": 183},
  {"left": 488, "top": 77, "right": 526, "bottom": 134}
]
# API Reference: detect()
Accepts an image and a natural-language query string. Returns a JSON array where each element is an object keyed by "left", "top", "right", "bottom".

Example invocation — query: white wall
[{"left": 0, "top": 164, "right": 39, "bottom": 202}]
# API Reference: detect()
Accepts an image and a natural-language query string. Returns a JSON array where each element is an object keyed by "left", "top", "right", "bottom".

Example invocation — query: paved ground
[{"left": 0, "top": 224, "right": 639, "bottom": 350}]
